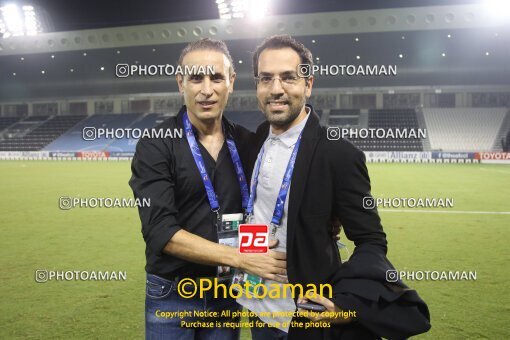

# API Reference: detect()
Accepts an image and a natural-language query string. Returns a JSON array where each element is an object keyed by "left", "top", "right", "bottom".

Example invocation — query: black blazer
[{"left": 248, "top": 105, "right": 431, "bottom": 339}]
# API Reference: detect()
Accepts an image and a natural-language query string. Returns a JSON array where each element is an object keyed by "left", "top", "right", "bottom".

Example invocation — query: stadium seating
[
  {"left": 423, "top": 108, "right": 508, "bottom": 151},
  {"left": 105, "top": 113, "right": 172, "bottom": 152},
  {"left": 333, "top": 109, "right": 424, "bottom": 151},
  {"left": 0, "top": 115, "right": 86, "bottom": 151},
  {"left": 330, "top": 109, "right": 361, "bottom": 116},
  {"left": 223, "top": 111, "right": 266, "bottom": 132},
  {"left": 329, "top": 117, "right": 359, "bottom": 126},
  {"left": 0, "top": 117, "right": 22, "bottom": 132},
  {"left": 2, "top": 119, "right": 43, "bottom": 138},
  {"left": 3, "top": 108, "right": 508, "bottom": 153},
  {"left": 328, "top": 109, "right": 361, "bottom": 127},
  {"left": 224, "top": 110, "right": 325, "bottom": 131},
  {"left": 46, "top": 111, "right": 266, "bottom": 153},
  {"left": 44, "top": 113, "right": 141, "bottom": 152}
]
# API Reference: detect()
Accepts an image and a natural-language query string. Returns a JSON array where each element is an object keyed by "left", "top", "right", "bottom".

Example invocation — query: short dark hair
[
  {"left": 177, "top": 38, "right": 235, "bottom": 76},
  {"left": 252, "top": 35, "right": 313, "bottom": 77}
]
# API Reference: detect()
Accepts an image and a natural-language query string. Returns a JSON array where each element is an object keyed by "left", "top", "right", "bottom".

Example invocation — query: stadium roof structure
[
  {"left": 1, "top": 0, "right": 484, "bottom": 31},
  {"left": 0, "top": 0, "right": 509, "bottom": 100}
]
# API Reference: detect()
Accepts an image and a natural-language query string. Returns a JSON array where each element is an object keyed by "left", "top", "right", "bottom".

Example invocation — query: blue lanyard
[
  {"left": 183, "top": 112, "right": 249, "bottom": 212},
  {"left": 246, "top": 132, "right": 303, "bottom": 227}
]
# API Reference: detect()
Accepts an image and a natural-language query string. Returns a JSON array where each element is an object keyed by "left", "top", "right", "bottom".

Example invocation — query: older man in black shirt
[{"left": 129, "top": 39, "right": 287, "bottom": 340}]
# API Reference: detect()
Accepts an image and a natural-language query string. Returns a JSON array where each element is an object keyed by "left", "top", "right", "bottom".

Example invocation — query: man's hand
[
  {"left": 297, "top": 295, "right": 354, "bottom": 324},
  {"left": 237, "top": 239, "right": 288, "bottom": 283},
  {"left": 164, "top": 230, "right": 288, "bottom": 283}
]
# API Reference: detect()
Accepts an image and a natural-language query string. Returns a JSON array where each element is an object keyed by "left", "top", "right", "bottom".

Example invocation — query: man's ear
[
  {"left": 305, "top": 75, "right": 314, "bottom": 98},
  {"left": 228, "top": 71, "right": 237, "bottom": 94},
  {"left": 176, "top": 75, "right": 184, "bottom": 94}
]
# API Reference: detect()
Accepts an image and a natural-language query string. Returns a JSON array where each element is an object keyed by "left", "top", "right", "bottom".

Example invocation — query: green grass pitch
[{"left": 0, "top": 161, "right": 508, "bottom": 339}]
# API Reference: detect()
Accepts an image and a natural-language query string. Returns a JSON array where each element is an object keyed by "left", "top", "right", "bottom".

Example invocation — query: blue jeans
[
  {"left": 249, "top": 315, "right": 288, "bottom": 340},
  {"left": 145, "top": 273, "right": 241, "bottom": 340}
]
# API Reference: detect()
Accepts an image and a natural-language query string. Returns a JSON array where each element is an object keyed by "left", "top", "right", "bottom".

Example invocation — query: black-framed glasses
[{"left": 254, "top": 72, "right": 302, "bottom": 87}]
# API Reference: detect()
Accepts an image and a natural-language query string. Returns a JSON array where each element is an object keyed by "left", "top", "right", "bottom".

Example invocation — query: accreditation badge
[
  {"left": 216, "top": 213, "right": 244, "bottom": 280},
  {"left": 231, "top": 270, "right": 265, "bottom": 297},
  {"left": 230, "top": 222, "right": 269, "bottom": 297}
]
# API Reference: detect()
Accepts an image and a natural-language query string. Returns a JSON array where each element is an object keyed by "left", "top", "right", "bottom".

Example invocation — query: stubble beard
[{"left": 262, "top": 98, "right": 305, "bottom": 129}]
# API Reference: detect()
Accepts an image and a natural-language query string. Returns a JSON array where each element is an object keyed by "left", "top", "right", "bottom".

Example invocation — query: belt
[{"left": 155, "top": 272, "right": 216, "bottom": 283}]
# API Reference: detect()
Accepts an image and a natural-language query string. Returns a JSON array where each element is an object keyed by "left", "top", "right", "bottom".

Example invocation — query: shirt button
[
  {"left": 271, "top": 140, "right": 276, "bottom": 145},
  {"left": 267, "top": 158, "right": 272, "bottom": 163}
]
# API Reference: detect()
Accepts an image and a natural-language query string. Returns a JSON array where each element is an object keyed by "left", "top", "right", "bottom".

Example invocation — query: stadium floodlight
[
  {"left": 216, "top": 0, "right": 271, "bottom": 20},
  {"left": 0, "top": 3, "right": 49, "bottom": 38},
  {"left": 483, "top": 0, "right": 510, "bottom": 22},
  {"left": 248, "top": 0, "right": 270, "bottom": 19}
]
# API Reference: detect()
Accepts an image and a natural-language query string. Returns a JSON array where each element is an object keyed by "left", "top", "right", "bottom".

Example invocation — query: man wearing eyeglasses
[{"left": 238, "top": 35, "right": 430, "bottom": 340}]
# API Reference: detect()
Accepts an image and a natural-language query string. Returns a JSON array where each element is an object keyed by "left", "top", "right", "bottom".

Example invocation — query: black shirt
[{"left": 129, "top": 106, "right": 253, "bottom": 279}]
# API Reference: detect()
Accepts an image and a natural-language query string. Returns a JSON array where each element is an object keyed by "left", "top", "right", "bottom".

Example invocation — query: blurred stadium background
[{"left": 0, "top": 0, "right": 509, "bottom": 339}]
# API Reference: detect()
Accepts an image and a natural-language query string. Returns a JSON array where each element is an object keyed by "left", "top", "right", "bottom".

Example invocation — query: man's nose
[
  {"left": 269, "top": 77, "right": 285, "bottom": 95},
  {"left": 200, "top": 77, "right": 213, "bottom": 96}
]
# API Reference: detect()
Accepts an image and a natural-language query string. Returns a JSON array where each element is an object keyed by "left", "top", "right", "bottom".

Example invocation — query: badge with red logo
[{"left": 238, "top": 224, "right": 269, "bottom": 253}]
